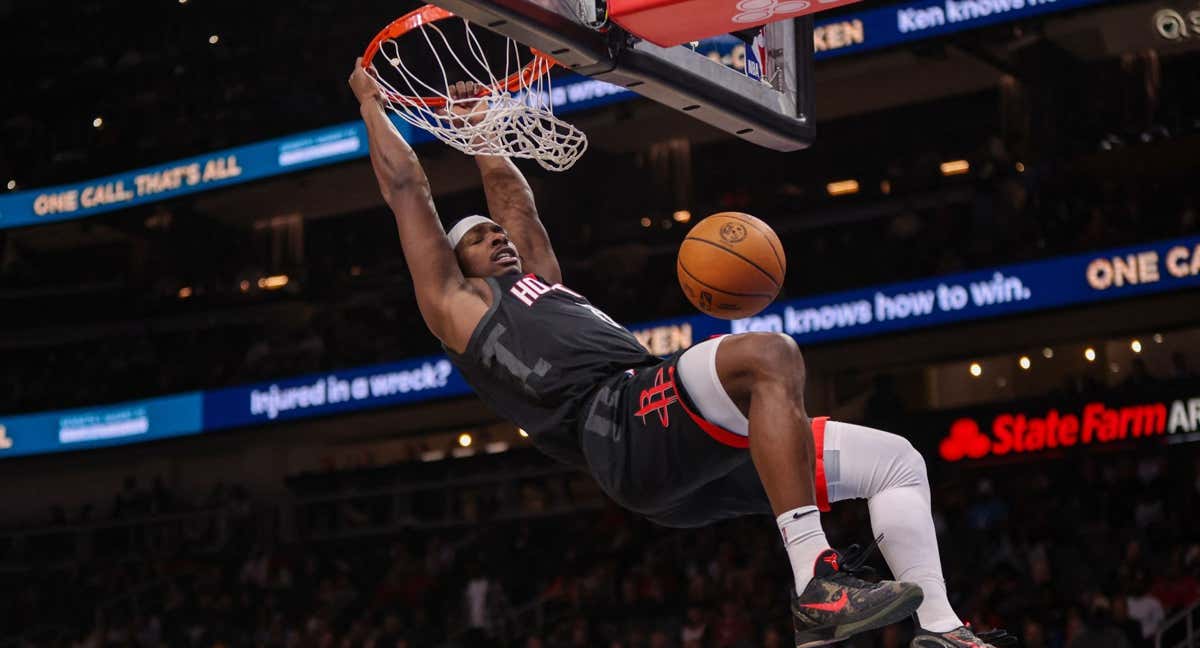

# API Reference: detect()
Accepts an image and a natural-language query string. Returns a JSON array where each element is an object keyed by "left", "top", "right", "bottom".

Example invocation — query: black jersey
[{"left": 446, "top": 272, "right": 658, "bottom": 466}]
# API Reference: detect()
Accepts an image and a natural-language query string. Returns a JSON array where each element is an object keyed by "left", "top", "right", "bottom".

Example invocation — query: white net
[{"left": 366, "top": 12, "right": 588, "bottom": 172}]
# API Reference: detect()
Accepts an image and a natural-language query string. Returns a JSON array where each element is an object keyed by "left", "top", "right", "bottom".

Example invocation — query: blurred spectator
[
  {"left": 1067, "top": 597, "right": 1133, "bottom": 648},
  {"left": 966, "top": 479, "right": 1008, "bottom": 531},
  {"left": 1022, "top": 619, "right": 1048, "bottom": 648},
  {"left": 649, "top": 629, "right": 673, "bottom": 648},
  {"left": 1110, "top": 597, "right": 1144, "bottom": 647},
  {"left": 713, "top": 600, "right": 752, "bottom": 647},
  {"left": 680, "top": 606, "right": 707, "bottom": 647},
  {"left": 1150, "top": 549, "right": 1200, "bottom": 613},
  {"left": 761, "top": 625, "right": 785, "bottom": 648},
  {"left": 463, "top": 562, "right": 511, "bottom": 646},
  {"left": 1126, "top": 573, "right": 1166, "bottom": 641}
]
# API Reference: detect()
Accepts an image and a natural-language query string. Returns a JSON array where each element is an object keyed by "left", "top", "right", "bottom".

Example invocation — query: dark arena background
[{"left": 2, "top": 0, "right": 1200, "bottom": 647}]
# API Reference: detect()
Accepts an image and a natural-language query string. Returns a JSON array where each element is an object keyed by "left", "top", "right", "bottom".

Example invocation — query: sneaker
[
  {"left": 910, "top": 625, "right": 1018, "bottom": 647},
  {"left": 791, "top": 541, "right": 924, "bottom": 647}
]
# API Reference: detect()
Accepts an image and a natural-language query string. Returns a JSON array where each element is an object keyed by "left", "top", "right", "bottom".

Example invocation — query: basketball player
[{"left": 349, "top": 61, "right": 1014, "bottom": 648}]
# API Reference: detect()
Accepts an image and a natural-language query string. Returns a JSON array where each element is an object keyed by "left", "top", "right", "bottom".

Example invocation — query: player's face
[{"left": 455, "top": 223, "right": 522, "bottom": 277}]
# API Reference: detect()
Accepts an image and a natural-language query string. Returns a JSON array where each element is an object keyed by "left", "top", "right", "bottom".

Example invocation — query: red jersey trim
[{"left": 813, "top": 416, "right": 831, "bottom": 512}]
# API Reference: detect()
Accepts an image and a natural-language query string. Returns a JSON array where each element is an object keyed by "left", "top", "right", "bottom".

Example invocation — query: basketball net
[{"left": 362, "top": 5, "right": 588, "bottom": 172}]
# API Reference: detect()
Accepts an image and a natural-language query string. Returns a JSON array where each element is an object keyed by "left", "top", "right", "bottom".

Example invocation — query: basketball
[{"left": 677, "top": 212, "right": 786, "bottom": 319}]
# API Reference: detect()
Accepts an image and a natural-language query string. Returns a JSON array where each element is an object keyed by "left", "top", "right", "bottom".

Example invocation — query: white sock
[{"left": 777, "top": 505, "right": 830, "bottom": 594}]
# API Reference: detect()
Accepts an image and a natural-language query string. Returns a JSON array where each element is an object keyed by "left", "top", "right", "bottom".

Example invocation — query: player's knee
[
  {"left": 896, "top": 439, "right": 928, "bottom": 487},
  {"left": 736, "top": 332, "right": 805, "bottom": 383}
]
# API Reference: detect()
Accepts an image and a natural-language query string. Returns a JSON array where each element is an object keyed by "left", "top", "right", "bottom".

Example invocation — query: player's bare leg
[
  {"left": 711, "top": 332, "right": 817, "bottom": 514},
  {"left": 710, "top": 333, "right": 923, "bottom": 647}
]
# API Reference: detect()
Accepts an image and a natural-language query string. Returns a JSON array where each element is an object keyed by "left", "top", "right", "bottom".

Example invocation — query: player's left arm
[
  {"left": 446, "top": 81, "right": 563, "bottom": 284},
  {"left": 475, "top": 154, "right": 562, "bottom": 284}
]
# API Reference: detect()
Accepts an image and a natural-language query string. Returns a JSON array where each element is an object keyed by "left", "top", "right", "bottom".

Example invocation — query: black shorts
[{"left": 576, "top": 353, "right": 773, "bottom": 528}]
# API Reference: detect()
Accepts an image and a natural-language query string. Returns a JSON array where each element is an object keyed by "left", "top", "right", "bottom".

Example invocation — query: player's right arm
[{"left": 349, "top": 60, "right": 486, "bottom": 353}]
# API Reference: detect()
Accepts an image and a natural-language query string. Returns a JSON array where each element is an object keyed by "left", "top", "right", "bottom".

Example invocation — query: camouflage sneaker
[
  {"left": 910, "top": 625, "right": 1018, "bottom": 648},
  {"left": 792, "top": 543, "right": 924, "bottom": 648}
]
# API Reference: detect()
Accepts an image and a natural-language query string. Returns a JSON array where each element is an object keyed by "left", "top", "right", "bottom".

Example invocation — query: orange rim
[{"left": 361, "top": 3, "right": 557, "bottom": 109}]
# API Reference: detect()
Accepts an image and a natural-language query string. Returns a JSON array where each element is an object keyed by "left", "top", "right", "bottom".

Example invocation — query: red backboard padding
[{"left": 608, "top": 0, "right": 863, "bottom": 47}]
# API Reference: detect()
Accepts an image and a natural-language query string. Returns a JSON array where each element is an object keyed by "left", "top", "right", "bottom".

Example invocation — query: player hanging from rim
[{"left": 349, "top": 60, "right": 1016, "bottom": 648}]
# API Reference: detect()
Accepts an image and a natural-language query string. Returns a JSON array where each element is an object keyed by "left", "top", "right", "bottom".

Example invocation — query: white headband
[{"left": 447, "top": 215, "right": 499, "bottom": 249}]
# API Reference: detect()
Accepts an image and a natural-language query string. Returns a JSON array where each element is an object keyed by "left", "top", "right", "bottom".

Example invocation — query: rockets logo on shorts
[{"left": 635, "top": 367, "right": 679, "bottom": 427}]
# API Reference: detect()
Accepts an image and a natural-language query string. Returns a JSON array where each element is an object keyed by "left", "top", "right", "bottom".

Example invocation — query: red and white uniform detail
[{"left": 508, "top": 274, "right": 585, "bottom": 306}]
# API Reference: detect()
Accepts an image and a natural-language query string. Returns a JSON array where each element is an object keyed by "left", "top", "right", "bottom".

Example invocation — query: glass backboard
[{"left": 429, "top": 0, "right": 817, "bottom": 151}]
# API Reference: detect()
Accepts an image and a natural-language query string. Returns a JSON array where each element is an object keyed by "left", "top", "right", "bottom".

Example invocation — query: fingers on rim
[{"left": 452, "top": 80, "right": 479, "bottom": 98}]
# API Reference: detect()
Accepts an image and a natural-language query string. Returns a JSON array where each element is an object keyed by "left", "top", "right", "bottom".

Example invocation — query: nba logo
[{"left": 745, "top": 30, "right": 769, "bottom": 83}]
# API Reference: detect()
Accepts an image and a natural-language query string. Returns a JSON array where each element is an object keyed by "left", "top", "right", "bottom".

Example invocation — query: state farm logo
[
  {"left": 941, "top": 396, "right": 1200, "bottom": 462},
  {"left": 940, "top": 418, "right": 991, "bottom": 461},
  {"left": 733, "top": 0, "right": 811, "bottom": 24}
]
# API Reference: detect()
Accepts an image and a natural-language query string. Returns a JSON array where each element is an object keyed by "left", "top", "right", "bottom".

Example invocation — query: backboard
[{"left": 428, "top": 0, "right": 817, "bottom": 151}]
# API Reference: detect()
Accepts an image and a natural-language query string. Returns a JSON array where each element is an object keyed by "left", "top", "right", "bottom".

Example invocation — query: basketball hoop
[{"left": 361, "top": 4, "right": 588, "bottom": 172}]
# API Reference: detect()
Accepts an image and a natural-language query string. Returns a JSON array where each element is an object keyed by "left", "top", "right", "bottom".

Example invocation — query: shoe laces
[{"left": 829, "top": 535, "right": 883, "bottom": 586}]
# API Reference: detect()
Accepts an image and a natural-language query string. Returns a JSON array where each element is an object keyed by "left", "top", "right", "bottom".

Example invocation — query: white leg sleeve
[{"left": 822, "top": 420, "right": 963, "bottom": 633}]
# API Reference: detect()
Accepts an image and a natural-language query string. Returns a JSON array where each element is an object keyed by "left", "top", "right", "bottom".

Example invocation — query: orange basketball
[{"left": 677, "top": 212, "right": 786, "bottom": 319}]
